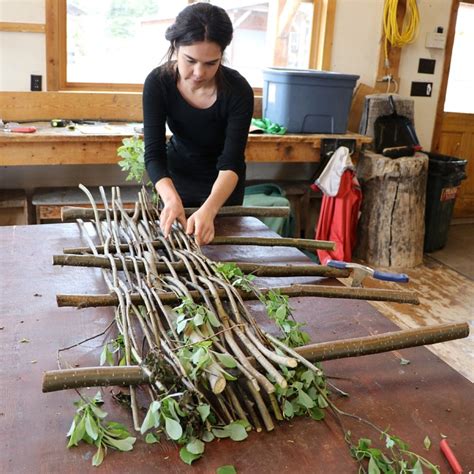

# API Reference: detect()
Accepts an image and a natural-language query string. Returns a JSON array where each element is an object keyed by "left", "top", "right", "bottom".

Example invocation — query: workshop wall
[
  {"left": 0, "top": 0, "right": 452, "bottom": 186},
  {"left": 0, "top": 0, "right": 452, "bottom": 148},
  {"left": 0, "top": 0, "right": 46, "bottom": 91}
]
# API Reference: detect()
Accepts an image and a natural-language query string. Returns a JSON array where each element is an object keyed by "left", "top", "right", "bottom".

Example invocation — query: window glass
[
  {"left": 66, "top": 0, "right": 314, "bottom": 87},
  {"left": 444, "top": 2, "right": 474, "bottom": 114},
  {"left": 210, "top": 1, "right": 314, "bottom": 86},
  {"left": 66, "top": 0, "right": 188, "bottom": 84}
]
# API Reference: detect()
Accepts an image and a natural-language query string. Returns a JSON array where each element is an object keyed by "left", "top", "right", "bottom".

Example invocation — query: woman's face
[{"left": 176, "top": 41, "right": 222, "bottom": 88}]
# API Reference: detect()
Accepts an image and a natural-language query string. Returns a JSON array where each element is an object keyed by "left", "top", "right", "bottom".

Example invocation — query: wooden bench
[
  {"left": 31, "top": 183, "right": 323, "bottom": 235},
  {"left": 0, "top": 189, "right": 28, "bottom": 226},
  {"left": 32, "top": 186, "right": 143, "bottom": 223}
]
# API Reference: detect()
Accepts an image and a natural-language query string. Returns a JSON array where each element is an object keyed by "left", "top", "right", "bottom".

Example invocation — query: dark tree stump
[{"left": 355, "top": 151, "right": 428, "bottom": 268}]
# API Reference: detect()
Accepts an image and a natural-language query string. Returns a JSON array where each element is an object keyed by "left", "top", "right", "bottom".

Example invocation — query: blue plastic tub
[{"left": 262, "top": 67, "right": 360, "bottom": 134}]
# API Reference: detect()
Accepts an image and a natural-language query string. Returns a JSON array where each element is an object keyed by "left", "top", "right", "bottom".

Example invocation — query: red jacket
[{"left": 315, "top": 170, "right": 362, "bottom": 265}]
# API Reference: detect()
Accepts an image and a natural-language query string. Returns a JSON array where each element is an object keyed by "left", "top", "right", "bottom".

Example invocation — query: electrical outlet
[
  {"left": 30, "top": 74, "right": 42, "bottom": 91},
  {"left": 411, "top": 82, "right": 433, "bottom": 97}
]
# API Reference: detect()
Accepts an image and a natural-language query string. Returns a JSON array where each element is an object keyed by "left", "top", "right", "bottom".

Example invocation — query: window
[
  {"left": 47, "top": 0, "right": 334, "bottom": 91},
  {"left": 444, "top": 2, "right": 474, "bottom": 114}
]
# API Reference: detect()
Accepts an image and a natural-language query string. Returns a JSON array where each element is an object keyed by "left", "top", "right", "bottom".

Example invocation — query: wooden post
[{"left": 355, "top": 151, "right": 428, "bottom": 268}]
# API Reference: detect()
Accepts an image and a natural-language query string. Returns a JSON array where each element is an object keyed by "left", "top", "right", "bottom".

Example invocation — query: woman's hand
[
  {"left": 186, "top": 205, "right": 217, "bottom": 245},
  {"left": 160, "top": 197, "right": 187, "bottom": 237},
  {"left": 155, "top": 178, "right": 187, "bottom": 238}
]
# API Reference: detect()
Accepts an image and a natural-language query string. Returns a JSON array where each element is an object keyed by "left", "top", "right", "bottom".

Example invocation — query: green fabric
[
  {"left": 251, "top": 117, "right": 287, "bottom": 135},
  {"left": 243, "top": 183, "right": 294, "bottom": 237}
]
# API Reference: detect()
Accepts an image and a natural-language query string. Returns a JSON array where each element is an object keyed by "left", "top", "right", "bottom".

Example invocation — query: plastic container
[
  {"left": 424, "top": 152, "right": 468, "bottom": 252},
  {"left": 262, "top": 67, "right": 359, "bottom": 134}
]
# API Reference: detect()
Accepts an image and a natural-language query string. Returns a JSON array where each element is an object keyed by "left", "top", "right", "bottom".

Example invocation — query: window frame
[{"left": 46, "top": 0, "right": 335, "bottom": 93}]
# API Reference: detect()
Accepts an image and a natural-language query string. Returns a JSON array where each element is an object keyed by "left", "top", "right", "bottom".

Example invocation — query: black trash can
[{"left": 424, "top": 152, "right": 467, "bottom": 252}]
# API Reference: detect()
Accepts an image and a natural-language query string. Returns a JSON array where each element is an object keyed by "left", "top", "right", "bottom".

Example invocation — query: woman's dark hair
[{"left": 164, "top": 3, "right": 233, "bottom": 62}]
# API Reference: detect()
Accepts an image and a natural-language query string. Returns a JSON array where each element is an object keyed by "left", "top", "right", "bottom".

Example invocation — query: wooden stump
[{"left": 355, "top": 151, "right": 428, "bottom": 268}]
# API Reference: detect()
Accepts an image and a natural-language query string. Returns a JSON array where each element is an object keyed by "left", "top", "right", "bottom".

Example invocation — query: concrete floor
[{"left": 428, "top": 222, "right": 474, "bottom": 280}]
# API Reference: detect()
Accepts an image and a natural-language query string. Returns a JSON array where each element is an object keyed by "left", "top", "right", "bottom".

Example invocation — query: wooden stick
[
  {"left": 42, "top": 366, "right": 146, "bottom": 393},
  {"left": 53, "top": 254, "right": 350, "bottom": 278},
  {"left": 56, "top": 284, "right": 420, "bottom": 308},
  {"left": 42, "top": 323, "right": 469, "bottom": 392},
  {"left": 297, "top": 322, "right": 470, "bottom": 362},
  {"left": 63, "top": 236, "right": 335, "bottom": 254},
  {"left": 61, "top": 205, "right": 290, "bottom": 222}
]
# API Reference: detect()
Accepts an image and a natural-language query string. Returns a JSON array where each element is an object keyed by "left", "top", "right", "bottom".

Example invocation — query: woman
[{"left": 143, "top": 3, "right": 254, "bottom": 245}]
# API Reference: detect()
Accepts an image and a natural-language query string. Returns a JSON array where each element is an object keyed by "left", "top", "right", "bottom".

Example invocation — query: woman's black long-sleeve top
[{"left": 143, "top": 64, "right": 254, "bottom": 207}]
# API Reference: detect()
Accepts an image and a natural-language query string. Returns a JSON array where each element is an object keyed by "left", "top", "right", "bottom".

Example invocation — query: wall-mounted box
[{"left": 425, "top": 32, "right": 446, "bottom": 49}]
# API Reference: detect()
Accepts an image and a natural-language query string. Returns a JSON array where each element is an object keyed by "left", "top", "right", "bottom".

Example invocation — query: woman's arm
[
  {"left": 186, "top": 170, "right": 238, "bottom": 245},
  {"left": 143, "top": 68, "right": 171, "bottom": 187},
  {"left": 143, "top": 68, "right": 188, "bottom": 237}
]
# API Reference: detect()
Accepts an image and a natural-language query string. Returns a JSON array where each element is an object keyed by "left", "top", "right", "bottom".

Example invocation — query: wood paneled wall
[{"left": 0, "top": 92, "right": 262, "bottom": 122}]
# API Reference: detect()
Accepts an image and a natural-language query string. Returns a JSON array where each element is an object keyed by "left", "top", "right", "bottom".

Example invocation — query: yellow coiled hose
[{"left": 383, "top": 0, "right": 420, "bottom": 67}]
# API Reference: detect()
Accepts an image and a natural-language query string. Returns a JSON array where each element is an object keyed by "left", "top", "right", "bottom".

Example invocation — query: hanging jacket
[{"left": 314, "top": 149, "right": 362, "bottom": 264}]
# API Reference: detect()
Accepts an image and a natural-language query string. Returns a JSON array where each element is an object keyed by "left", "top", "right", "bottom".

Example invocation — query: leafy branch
[
  {"left": 348, "top": 432, "right": 440, "bottom": 474},
  {"left": 140, "top": 391, "right": 249, "bottom": 465},
  {"left": 213, "top": 262, "right": 310, "bottom": 347},
  {"left": 67, "top": 392, "right": 136, "bottom": 466},
  {"left": 117, "top": 136, "right": 146, "bottom": 184}
]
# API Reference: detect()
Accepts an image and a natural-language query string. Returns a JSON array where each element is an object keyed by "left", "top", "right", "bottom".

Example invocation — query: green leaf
[
  {"left": 227, "top": 422, "right": 248, "bottom": 442},
  {"left": 186, "top": 438, "right": 205, "bottom": 455},
  {"left": 290, "top": 380, "right": 302, "bottom": 390},
  {"left": 194, "top": 312, "right": 205, "bottom": 326},
  {"left": 100, "top": 344, "right": 108, "bottom": 366},
  {"left": 412, "top": 459, "right": 423, "bottom": 474},
  {"left": 423, "top": 435, "right": 431, "bottom": 450},
  {"left": 85, "top": 413, "right": 99, "bottom": 441},
  {"left": 90, "top": 404, "right": 108, "bottom": 419},
  {"left": 283, "top": 400, "right": 294, "bottom": 418},
  {"left": 400, "top": 358, "right": 411, "bottom": 365},
  {"left": 177, "top": 319, "right": 188, "bottom": 334},
  {"left": 212, "top": 427, "right": 230, "bottom": 439},
  {"left": 141, "top": 407, "right": 159, "bottom": 434},
  {"left": 309, "top": 406, "right": 325, "bottom": 421},
  {"left": 145, "top": 433, "right": 159, "bottom": 444},
  {"left": 358, "top": 438, "right": 372, "bottom": 450},
  {"left": 297, "top": 390, "right": 315, "bottom": 409},
  {"left": 217, "top": 466, "right": 237, "bottom": 474},
  {"left": 192, "top": 347, "right": 206, "bottom": 365},
  {"left": 165, "top": 417, "right": 183, "bottom": 441},
  {"left": 66, "top": 417, "right": 77, "bottom": 438},
  {"left": 317, "top": 394, "right": 329, "bottom": 409},
  {"left": 275, "top": 305, "right": 287, "bottom": 321},
  {"left": 104, "top": 435, "right": 136, "bottom": 451},
  {"left": 220, "top": 368, "right": 237, "bottom": 381},
  {"left": 300, "top": 370, "right": 314, "bottom": 387},
  {"left": 368, "top": 456, "right": 381, "bottom": 474},
  {"left": 72, "top": 416, "right": 86, "bottom": 446},
  {"left": 202, "top": 431, "right": 215, "bottom": 443},
  {"left": 214, "top": 352, "right": 238, "bottom": 369},
  {"left": 197, "top": 404, "right": 211, "bottom": 422},
  {"left": 179, "top": 446, "right": 202, "bottom": 465},
  {"left": 92, "top": 444, "right": 105, "bottom": 466},
  {"left": 207, "top": 310, "right": 221, "bottom": 328},
  {"left": 106, "top": 421, "right": 131, "bottom": 436}
]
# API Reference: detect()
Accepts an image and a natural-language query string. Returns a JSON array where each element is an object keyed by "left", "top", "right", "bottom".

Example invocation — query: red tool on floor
[{"left": 440, "top": 439, "right": 463, "bottom": 474}]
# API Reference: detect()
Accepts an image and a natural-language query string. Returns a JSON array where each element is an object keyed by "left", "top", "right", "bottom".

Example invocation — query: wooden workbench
[
  {"left": 0, "top": 218, "right": 472, "bottom": 473},
  {"left": 0, "top": 122, "right": 372, "bottom": 166}
]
